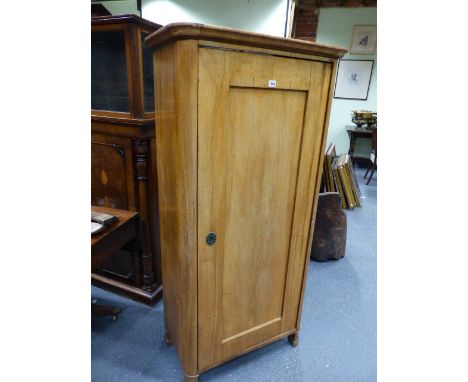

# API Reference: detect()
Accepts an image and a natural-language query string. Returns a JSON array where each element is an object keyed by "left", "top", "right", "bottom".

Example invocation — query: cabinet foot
[
  {"left": 164, "top": 331, "right": 173, "bottom": 346},
  {"left": 91, "top": 302, "right": 122, "bottom": 319},
  {"left": 183, "top": 374, "right": 198, "bottom": 382},
  {"left": 288, "top": 332, "right": 299, "bottom": 347}
]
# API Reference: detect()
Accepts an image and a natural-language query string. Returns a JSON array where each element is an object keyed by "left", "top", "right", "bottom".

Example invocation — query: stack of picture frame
[{"left": 322, "top": 144, "right": 362, "bottom": 210}]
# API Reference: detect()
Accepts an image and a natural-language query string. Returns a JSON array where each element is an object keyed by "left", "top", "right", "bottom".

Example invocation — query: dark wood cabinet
[{"left": 91, "top": 14, "right": 163, "bottom": 304}]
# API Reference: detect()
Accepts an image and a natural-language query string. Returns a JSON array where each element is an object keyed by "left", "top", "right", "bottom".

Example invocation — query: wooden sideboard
[
  {"left": 146, "top": 23, "right": 347, "bottom": 381},
  {"left": 91, "top": 14, "right": 163, "bottom": 304}
]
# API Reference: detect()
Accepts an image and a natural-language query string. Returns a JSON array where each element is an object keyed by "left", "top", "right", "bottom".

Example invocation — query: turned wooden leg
[
  {"left": 288, "top": 332, "right": 299, "bottom": 347},
  {"left": 183, "top": 374, "right": 198, "bottom": 382},
  {"left": 164, "top": 331, "right": 173, "bottom": 346},
  {"left": 134, "top": 140, "right": 156, "bottom": 292}
]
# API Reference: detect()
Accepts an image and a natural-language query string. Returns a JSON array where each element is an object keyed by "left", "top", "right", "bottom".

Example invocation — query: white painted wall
[
  {"left": 93, "top": 1, "right": 140, "bottom": 16},
  {"left": 317, "top": 7, "right": 377, "bottom": 156},
  {"left": 142, "top": 0, "right": 288, "bottom": 36}
]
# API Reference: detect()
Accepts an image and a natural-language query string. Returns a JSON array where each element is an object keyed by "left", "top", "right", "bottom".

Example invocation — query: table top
[
  {"left": 346, "top": 126, "right": 372, "bottom": 134},
  {"left": 91, "top": 206, "right": 138, "bottom": 247}
]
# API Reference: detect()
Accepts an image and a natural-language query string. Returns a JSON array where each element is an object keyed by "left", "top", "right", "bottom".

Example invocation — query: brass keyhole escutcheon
[{"left": 206, "top": 232, "right": 216, "bottom": 246}]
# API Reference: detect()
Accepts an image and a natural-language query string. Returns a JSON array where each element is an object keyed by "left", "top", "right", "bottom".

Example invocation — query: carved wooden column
[{"left": 134, "top": 139, "right": 155, "bottom": 291}]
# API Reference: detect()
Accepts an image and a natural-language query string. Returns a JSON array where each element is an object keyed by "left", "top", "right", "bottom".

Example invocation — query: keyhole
[{"left": 206, "top": 232, "right": 216, "bottom": 246}]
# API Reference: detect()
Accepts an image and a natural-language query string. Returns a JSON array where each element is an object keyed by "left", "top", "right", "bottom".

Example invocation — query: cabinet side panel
[
  {"left": 149, "top": 137, "right": 162, "bottom": 285},
  {"left": 153, "top": 40, "right": 199, "bottom": 376},
  {"left": 294, "top": 61, "right": 337, "bottom": 330},
  {"left": 281, "top": 61, "right": 333, "bottom": 333}
]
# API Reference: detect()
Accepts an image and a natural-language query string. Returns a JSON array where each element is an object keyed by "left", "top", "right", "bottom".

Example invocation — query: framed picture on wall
[
  {"left": 350, "top": 25, "right": 377, "bottom": 55},
  {"left": 334, "top": 59, "right": 374, "bottom": 100}
]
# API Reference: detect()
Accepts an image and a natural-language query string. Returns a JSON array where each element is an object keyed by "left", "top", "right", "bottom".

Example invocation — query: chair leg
[
  {"left": 366, "top": 163, "right": 376, "bottom": 185},
  {"left": 363, "top": 161, "right": 372, "bottom": 179}
]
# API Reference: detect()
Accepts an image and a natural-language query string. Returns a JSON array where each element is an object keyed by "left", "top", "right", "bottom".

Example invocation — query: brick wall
[{"left": 293, "top": 0, "right": 377, "bottom": 41}]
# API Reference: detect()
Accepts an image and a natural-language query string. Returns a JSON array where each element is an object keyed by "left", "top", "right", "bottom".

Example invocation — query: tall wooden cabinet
[
  {"left": 146, "top": 24, "right": 347, "bottom": 380},
  {"left": 91, "top": 15, "right": 164, "bottom": 304}
]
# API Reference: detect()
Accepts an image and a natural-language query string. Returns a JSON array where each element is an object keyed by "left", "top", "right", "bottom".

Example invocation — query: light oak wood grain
[
  {"left": 294, "top": 60, "right": 339, "bottom": 333},
  {"left": 146, "top": 22, "right": 347, "bottom": 59},
  {"left": 197, "top": 48, "right": 315, "bottom": 370},
  {"left": 149, "top": 23, "right": 345, "bottom": 381},
  {"left": 198, "top": 40, "right": 336, "bottom": 63},
  {"left": 286, "top": 61, "right": 335, "bottom": 335},
  {"left": 153, "top": 40, "right": 199, "bottom": 378}
]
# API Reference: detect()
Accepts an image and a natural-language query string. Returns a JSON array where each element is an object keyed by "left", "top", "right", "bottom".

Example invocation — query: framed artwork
[
  {"left": 350, "top": 25, "right": 377, "bottom": 55},
  {"left": 334, "top": 60, "right": 374, "bottom": 100}
]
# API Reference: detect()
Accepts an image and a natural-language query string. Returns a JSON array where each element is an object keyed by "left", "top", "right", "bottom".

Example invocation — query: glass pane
[
  {"left": 142, "top": 32, "right": 154, "bottom": 112},
  {"left": 91, "top": 31, "right": 129, "bottom": 112}
]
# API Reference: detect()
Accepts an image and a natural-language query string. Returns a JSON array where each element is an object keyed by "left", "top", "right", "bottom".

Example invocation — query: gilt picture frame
[
  {"left": 350, "top": 25, "right": 377, "bottom": 55},
  {"left": 333, "top": 59, "right": 374, "bottom": 100}
]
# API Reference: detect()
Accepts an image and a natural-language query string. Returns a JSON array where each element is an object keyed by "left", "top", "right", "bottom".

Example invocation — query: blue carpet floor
[{"left": 92, "top": 166, "right": 376, "bottom": 382}]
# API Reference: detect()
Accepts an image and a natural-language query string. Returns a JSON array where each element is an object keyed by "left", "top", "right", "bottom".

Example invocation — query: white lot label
[{"left": 268, "top": 80, "right": 277, "bottom": 88}]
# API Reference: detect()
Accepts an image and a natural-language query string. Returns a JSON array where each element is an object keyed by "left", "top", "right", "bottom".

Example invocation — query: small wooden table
[
  {"left": 346, "top": 126, "right": 372, "bottom": 162},
  {"left": 91, "top": 206, "right": 140, "bottom": 318}
]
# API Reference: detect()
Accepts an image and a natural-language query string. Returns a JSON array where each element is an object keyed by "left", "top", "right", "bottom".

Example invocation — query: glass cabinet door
[
  {"left": 91, "top": 30, "right": 130, "bottom": 112},
  {"left": 141, "top": 31, "right": 155, "bottom": 113}
]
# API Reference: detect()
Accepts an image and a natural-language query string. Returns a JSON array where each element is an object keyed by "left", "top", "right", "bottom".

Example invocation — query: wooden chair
[{"left": 364, "top": 126, "right": 377, "bottom": 185}]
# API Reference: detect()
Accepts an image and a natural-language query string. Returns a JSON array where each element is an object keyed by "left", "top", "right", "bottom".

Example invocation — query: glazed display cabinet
[
  {"left": 146, "top": 23, "right": 347, "bottom": 380},
  {"left": 91, "top": 14, "right": 163, "bottom": 304}
]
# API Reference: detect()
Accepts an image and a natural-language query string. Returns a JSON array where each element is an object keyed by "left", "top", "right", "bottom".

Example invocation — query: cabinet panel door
[
  {"left": 91, "top": 133, "right": 136, "bottom": 210},
  {"left": 91, "top": 133, "right": 136, "bottom": 281},
  {"left": 197, "top": 48, "right": 332, "bottom": 370}
]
